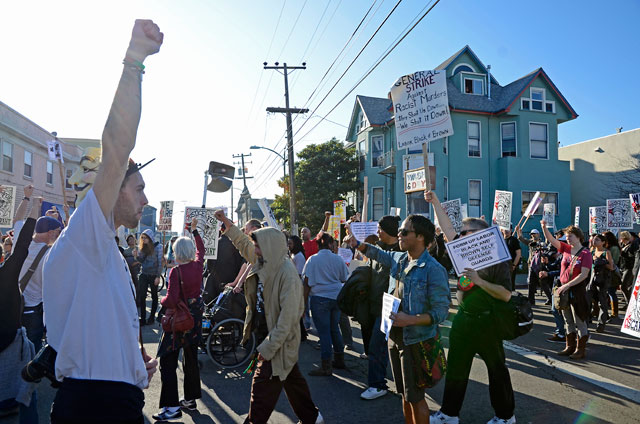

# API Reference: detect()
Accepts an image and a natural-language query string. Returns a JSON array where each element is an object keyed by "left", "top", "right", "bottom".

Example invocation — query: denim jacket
[{"left": 364, "top": 244, "right": 451, "bottom": 345}]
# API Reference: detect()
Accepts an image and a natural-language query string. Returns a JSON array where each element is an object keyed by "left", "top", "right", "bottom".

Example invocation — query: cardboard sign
[
  {"left": 350, "top": 222, "right": 378, "bottom": 242},
  {"left": 621, "top": 272, "right": 640, "bottom": 339},
  {"left": 337, "top": 247, "right": 353, "bottom": 265},
  {"left": 630, "top": 193, "right": 640, "bottom": 225},
  {"left": 589, "top": 206, "right": 607, "bottom": 235},
  {"left": 390, "top": 70, "right": 453, "bottom": 150},
  {"left": 607, "top": 198, "right": 633, "bottom": 229},
  {"left": 334, "top": 200, "right": 347, "bottom": 224},
  {"left": 158, "top": 201, "right": 174, "bottom": 232},
  {"left": 257, "top": 198, "right": 278, "bottom": 228},
  {"left": 542, "top": 203, "right": 555, "bottom": 228},
  {"left": 441, "top": 198, "right": 463, "bottom": 233},
  {"left": 574, "top": 206, "right": 581, "bottom": 227},
  {"left": 492, "top": 191, "right": 513, "bottom": 230},
  {"left": 445, "top": 226, "right": 512, "bottom": 276},
  {"left": 184, "top": 207, "right": 220, "bottom": 260},
  {"left": 0, "top": 185, "right": 17, "bottom": 228}
]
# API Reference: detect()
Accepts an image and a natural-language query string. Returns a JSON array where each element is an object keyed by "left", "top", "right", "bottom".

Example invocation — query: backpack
[
  {"left": 492, "top": 292, "right": 533, "bottom": 340},
  {"left": 337, "top": 266, "right": 370, "bottom": 324}
]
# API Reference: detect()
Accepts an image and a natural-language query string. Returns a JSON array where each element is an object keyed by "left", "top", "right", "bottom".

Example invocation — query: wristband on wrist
[
  {"left": 23, "top": 196, "right": 30, "bottom": 201},
  {"left": 122, "top": 58, "right": 145, "bottom": 74}
]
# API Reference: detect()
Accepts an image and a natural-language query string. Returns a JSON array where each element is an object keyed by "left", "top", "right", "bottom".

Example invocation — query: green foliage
[{"left": 271, "top": 138, "right": 359, "bottom": 233}]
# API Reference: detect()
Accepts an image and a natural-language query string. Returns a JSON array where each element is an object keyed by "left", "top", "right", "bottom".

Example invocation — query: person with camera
[
  {"left": 515, "top": 226, "right": 550, "bottom": 305},
  {"left": 42, "top": 20, "right": 162, "bottom": 424},
  {"left": 0, "top": 192, "right": 42, "bottom": 423}
]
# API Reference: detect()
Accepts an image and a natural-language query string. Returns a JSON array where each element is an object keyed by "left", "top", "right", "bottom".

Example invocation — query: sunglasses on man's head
[{"left": 398, "top": 228, "right": 414, "bottom": 236}]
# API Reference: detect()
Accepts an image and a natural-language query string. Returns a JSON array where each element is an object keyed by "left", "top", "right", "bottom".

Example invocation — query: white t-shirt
[
  {"left": 14, "top": 220, "right": 47, "bottom": 308},
  {"left": 291, "top": 251, "right": 306, "bottom": 276},
  {"left": 43, "top": 189, "right": 147, "bottom": 388}
]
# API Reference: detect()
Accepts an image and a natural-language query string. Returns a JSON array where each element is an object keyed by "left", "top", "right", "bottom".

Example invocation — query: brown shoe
[
  {"left": 570, "top": 335, "right": 589, "bottom": 360},
  {"left": 558, "top": 332, "right": 577, "bottom": 356},
  {"left": 546, "top": 334, "right": 566, "bottom": 343},
  {"left": 308, "top": 359, "right": 332, "bottom": 376}
]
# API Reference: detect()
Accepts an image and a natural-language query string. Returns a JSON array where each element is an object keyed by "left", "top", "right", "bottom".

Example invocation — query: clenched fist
[{"left": 126, "top": 19, "right": 164, "bottom": 62}]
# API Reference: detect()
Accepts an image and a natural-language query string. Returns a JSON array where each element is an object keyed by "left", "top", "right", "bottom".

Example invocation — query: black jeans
[
  {"left": 137, "top": 274, "right": 158, "bottom": 322},
  {"left": 159, "top": 343, "right": 201, "bottom": 407},
  {"left": 51, "top": 378, "right": 144, "bottom": 424},
  {"left": 441, "top": 311, "right": 515, "bottom": 420}
]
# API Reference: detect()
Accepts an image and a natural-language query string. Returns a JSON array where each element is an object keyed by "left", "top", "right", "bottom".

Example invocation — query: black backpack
[{"left": 492, "top": 292, "right": 533, "bottom": 340}]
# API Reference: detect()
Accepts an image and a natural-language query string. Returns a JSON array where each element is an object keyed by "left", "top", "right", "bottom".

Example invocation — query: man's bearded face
[{"left": 68, "top": 147, "right": 101, "bottom": 206}]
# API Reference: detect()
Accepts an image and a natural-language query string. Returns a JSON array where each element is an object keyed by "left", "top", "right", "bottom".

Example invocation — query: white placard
[
  {"left": 381, "top": 292, "right": 401, "bottom": 340},
  {"left": 621, "top": 272, "right": 640, "bottom": 339},
  {"left": 589, "top": 206, "right": 607, "bottom": 235},
  {"left": 337, "top": 247, "right": 353, "bottom": 265},
  {"left": 492, "top": 190, "right": 513, "bottom": 230},
  {"left": 542, "top": 203, "right": 555, "bottom": 228},
  {"left": 0, "top": 185, "right": 17, "bottom": 228},
  {"left": 444, "top": 226, "right": 512, "bottom": 276},
  {"left": 350, "top": 222, "right": 378, "bottom": 242},
  {"left": 257, "top": 198, "right": 278, "bottom": 228},
  {"left": 158, "top": 200, "right": 174, "bottom": 232},
  {"left": 607, "top": 198, "right": 633, "bottom": 229},
  {"left": 630, "top": 193, "right": 640, "bottom": 225},
  {"left": 441, "top": 198, "right": 463, "bottom": 233},
  {"left": 184, "top": 207, "right": 220, "bottom": 260},
  {"left": 524, "top": 191, "right": 543, "bottom": 217},
  {"left": 389, "top": 207, "right": 401, "bottom": 217},
  {"left": 574, "top": 206, "right": 581, "bottom": 227},
  {"left": 390, "top": 70, "right": 453, "bottom": 150},
  {"left": 46, "top": 139, "right": 63, "bottom": 163}
]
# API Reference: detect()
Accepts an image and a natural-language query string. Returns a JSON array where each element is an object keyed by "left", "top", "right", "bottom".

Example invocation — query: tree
[{"left": 272, "top": 138, "right": 359, "bottom": 233}]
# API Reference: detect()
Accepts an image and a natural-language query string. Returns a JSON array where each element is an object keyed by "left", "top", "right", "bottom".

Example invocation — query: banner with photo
[
  {"left": 0, "top": 185, "right": 17, "bottom": 228},
  {"left": 491, "top": 190, "right": 513, "bottom": 230},
  {"left": 183, "top": 207, "right": 220, "bottom": 260},
  {"left": 542, "top": 203, "right": 555, "bottom": 228},
  {"left": 606, "top": 198, "right": 633, "bottom": 229}
]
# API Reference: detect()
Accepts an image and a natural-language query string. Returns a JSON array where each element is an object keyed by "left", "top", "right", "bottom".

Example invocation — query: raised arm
[
  {"left": 93, "top": 20, "right": 163, "bottom": 219},
  {"left": 540, "top": 220, "right": 561, "bottom": 250},
  {"left": 321, "top": 211, "right": 331, "bottom": 233},
  {"left": 215, "top": 209, "right": 258, "bottom": 264},
  {"left": 12, "top": 184, "right": 34, "bottom": 224},
  {"left": 424, "top": 190, "right": 456, "bottom": 242}
]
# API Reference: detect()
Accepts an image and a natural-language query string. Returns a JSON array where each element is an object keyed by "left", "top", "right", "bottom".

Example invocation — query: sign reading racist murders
[
  {"left": 390, "top": 70, "right": 453, "bottom": 151},
  {"left": 445, "top": 226, "right": 512, "bottom": 277}
]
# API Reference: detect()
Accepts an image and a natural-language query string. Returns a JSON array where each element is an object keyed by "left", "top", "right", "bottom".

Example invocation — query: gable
[{"left": 436, "top": 46, "right": 499, "bottom": 85}]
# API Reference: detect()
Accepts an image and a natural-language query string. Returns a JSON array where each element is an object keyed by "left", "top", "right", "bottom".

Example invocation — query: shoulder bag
[
  {"left": 161, "top": 267, "right": 194, "bottom": 333},
  {"left": 409, "top": 333, "right": 447, "bottom": 389}
]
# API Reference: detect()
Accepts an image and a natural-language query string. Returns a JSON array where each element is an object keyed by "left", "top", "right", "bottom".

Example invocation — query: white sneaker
[
  {"left": 487, "top": 416, "right": 516, "bottom": 424},
  {"left": 430, "top": 410, "right": 459, "bottom": 424},
  {"left": 360, "top": 387, "right": 388, "bottom": 400}
]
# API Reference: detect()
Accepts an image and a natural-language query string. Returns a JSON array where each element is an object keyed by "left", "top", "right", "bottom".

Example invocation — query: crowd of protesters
[{"left": 2, "top": 18, "right": 640, "bottom": 424}]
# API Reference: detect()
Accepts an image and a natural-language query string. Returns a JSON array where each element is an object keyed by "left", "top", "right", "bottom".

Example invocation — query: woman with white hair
[{"left": 153, "top": 218, "right": 205, "bottom": 421}]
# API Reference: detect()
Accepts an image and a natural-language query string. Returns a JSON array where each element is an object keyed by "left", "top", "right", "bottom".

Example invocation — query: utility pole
[
  {"left": 264, "top": 62, "right": 308, "bottom": 235},
  {"left": 233, "top": 153, "right": 253, "bottom": 224}
]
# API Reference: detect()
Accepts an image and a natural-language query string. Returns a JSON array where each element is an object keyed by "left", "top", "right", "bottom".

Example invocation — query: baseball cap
[
  {"left": 35, "top": 216, "right": 62, "bottom": 234},
  {"left": 530, "top": 229, "right": 540, "bottom": 234}
]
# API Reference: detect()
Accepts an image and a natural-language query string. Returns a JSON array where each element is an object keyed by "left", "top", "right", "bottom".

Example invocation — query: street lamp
[{"left": 249, "top": 145, "right": 287, "bottom": 179}]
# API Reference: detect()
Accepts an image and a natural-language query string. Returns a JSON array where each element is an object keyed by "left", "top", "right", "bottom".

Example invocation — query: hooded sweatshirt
[{"left": 224, "top": 225, "right": 304, "bottom": 379}]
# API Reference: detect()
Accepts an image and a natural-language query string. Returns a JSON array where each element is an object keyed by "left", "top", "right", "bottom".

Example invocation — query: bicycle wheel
[
  {"left": 206, "top": 318, "right": 255, "bottom": 369},
  {"left": 155, "top": 274, "right": 166, "bottom": 295}
]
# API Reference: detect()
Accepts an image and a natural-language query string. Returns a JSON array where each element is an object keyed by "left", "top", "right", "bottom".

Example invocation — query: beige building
[
  {"left": 558, "top": 128, "right": 640, "bottom": 230},
  {"left": 0, "top": 100, "right": 85, "bottom": 222}
]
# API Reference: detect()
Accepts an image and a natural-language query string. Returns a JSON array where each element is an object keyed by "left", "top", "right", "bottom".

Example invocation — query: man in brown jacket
[{"left": 215, "top": 210, "right": 323, "bottom": 424}]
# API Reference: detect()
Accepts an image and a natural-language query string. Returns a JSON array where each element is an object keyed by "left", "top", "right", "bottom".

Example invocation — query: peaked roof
[
  {"left": 436, "top": 45, "right": 499, "bottom": 85},
  {"left": 345, "top": 95, "right": 393, "bottom": 140}
]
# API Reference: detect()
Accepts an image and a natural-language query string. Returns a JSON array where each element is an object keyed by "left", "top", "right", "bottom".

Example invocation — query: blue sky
[{"left": 1, "top": 0, "right": 638, "bottom": 226}]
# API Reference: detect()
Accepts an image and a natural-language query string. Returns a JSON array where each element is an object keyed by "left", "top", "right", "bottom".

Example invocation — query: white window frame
[
  {"left": 521, "top": 98, "right": 530, "bottom": 110},
  {"left": 545, "top": 101, "right": 556, "bottom": 113},
  {"left": 529, "top": 122, "right": 549, "bottom": 160},
  {"left": 530, "top": 87, "right": 545, "bottom": 111},
  {"left": 467, "top": 120, "right": 481, "bottom": 158},
  {"left": 372, "top": 186, "right": 384, "bottom": 221},
  {"left": 443, "top": 177, "right": 449, "bottom": 202},
  {"left": 371, "top": 135, "right": 384, "bottom": 168},
  {"left": 46, "top": 160, "right": 54, "bottom": 186},
  {"left": 463, "top": 77, "right": 484, "bottom": 95},
  {"left": 468, "top": 179, "right": 482, "bottom": 218},
  {"left": 23, "top": 150, "right": 33, "bottom": 178},
  {"left": 500, "top": 122, "right": 517, "bottom": 158},
  {"left": 452, "top": 63, "right": 476, "bottom": 75},
  {"left": 1, "top": 139, "right": 13, "bottom": 173},
  {"left": 521, "top": 191, "right": 559, "bottom": 215}
]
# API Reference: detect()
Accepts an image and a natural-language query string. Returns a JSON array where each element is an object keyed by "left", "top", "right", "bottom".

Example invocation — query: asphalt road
[{"left": 3, "top": 275, "right": 639, "bottom": 423}]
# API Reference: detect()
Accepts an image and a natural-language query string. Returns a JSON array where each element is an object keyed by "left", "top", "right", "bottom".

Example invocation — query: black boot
[
  {"left": 309, "top": 360, "right": 332, "bottom": 376},
  {"left": 332, "top": 352, "right": 346, "bottom": 369}
]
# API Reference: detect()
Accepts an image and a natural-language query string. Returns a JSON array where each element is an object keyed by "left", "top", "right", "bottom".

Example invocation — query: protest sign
[
  {"left": 445, "top": 226, "right": 511, "bottom": 276},
  {"left": 607, "top": 198, "right": 633, "bottom": 229},
  {"left": 47, "top": 139, "right": 63, "bottom": 163},
  {"left": 327, "top": 215, "right": 341, "bottom": 241},
  {"left": 589, "top": 206, "right": 607, "bottom": 235},
  {"left": 0, "top": 185, "right": 16, "bottom": 228},
  {"left": 334, "top": 200, "right": 347, "bottom": 224},
  {"left": 258, "top": 198, "right": 278, "bottom": 228},
  {"left": 389, "top": 207, "right": 401, "bottom": 216},
  {"left": 524, "top": 192, "right": 543, "bottom": 217},
  {"left": 574, "top": 206, "right": 581, "bottom": 227},
  {"left": 184, "top": 207, "right": 220, "bottom": 259},
  {"left": 461, "top": 203, "right": 468, "bottom": 220},
  {"left": 492, "top": 190, "right": 513, "bottom": 230},
  {"left": 381, "top": 293, "right": 401, "bottom": 340},
  {"left": 390, "top": 70, "right": 453, "bottom": 151},
  {"left": 158, "top": 201, "right": 174, "bottom": 232},
  {"left": 337, "top": 247, "right": 353, "bottom": 265},
  {"left": 621, "top": 272, "right": 640, "bottom": 339},
  {"left": 350, "top": 222, "right": 378, "bottom": 242},
  {"left": 542, "top": 203, "right": 555, "bottom": 228},
  {"left": 441, "top": 198, "right": 463, "bottom": 233},
  {"left": 630, "top": 193, "right": 640, "bottom": 225}
]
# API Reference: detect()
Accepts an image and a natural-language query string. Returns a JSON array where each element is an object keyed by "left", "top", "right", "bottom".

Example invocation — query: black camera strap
[{"left": 19, "top": 245, "right": 50, "bottom": 293}]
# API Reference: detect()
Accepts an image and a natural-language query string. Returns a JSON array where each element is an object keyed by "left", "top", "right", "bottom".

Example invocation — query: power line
[{"left": 276, "top": 0, "right": 309, "bottom": 60}]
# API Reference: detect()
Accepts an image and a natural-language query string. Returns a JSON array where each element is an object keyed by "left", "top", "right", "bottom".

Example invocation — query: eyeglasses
[{"left": 398, "top": 228, "right": 414, "bottom": 237}]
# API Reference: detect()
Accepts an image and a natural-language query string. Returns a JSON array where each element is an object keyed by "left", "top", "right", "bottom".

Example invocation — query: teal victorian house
[{"left": 345, "top": 46, "right": 578, "bottom": 234}]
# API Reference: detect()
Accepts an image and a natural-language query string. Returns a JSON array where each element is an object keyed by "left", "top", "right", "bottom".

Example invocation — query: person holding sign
[
  {"left": 352, "top": 215, "right": 450, "bottom": 424},
  {"left": 425, "top": 191, "right": 516, "bottom": 424},
  {"left": 539, "top": 221, "right": 592, "bottom": 360}
]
